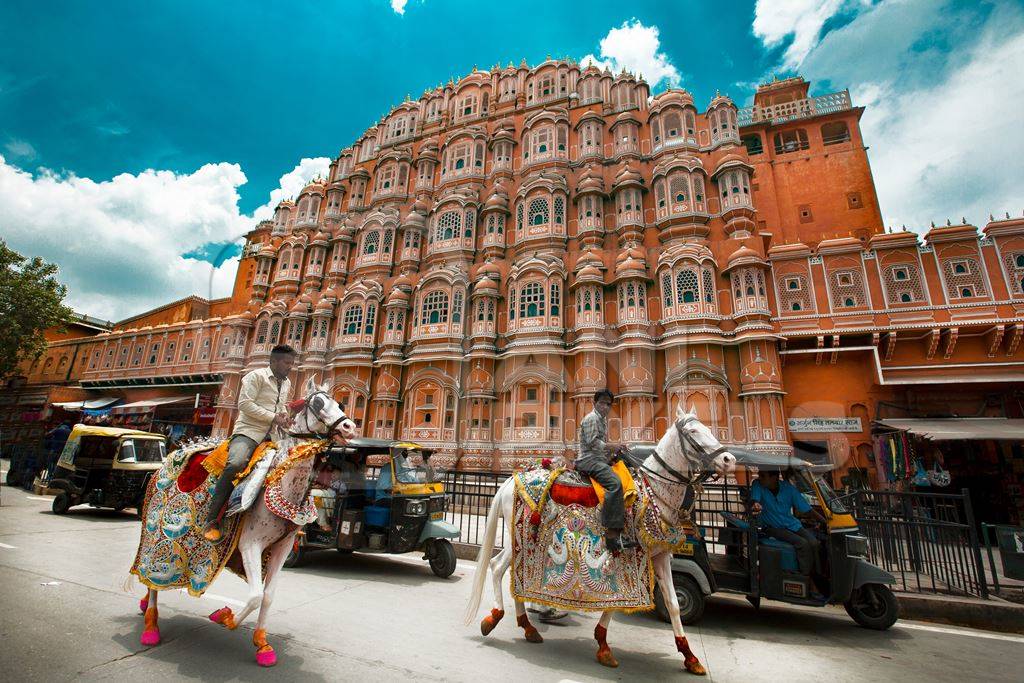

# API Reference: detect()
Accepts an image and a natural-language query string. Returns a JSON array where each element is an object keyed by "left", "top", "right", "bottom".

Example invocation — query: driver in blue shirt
[{"left": 750, "top": 470, "right": 826, "bottom": 583}]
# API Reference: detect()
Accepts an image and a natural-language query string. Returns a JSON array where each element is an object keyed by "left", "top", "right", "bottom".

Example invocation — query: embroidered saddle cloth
[{"left": 509, "top": 467, "right": 655, "bottom": 613}]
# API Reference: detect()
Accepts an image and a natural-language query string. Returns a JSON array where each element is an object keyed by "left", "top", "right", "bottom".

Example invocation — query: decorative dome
[
  {"left": 477, "top": 260, "right": 502, "bottom": 278},
  {"left": 483, "top": 187, "right": 509, "bottom": 211},
  {"left": 387, "top": 288, "right": 411, "bottom": 305},
  {"left": 311, "top": 231, "right": 330, "bottom": 247},
  {"left": 475, "top": 277, "right": 500, "bottom": 295},
  {"left": 575, "top": 169, "right": 605, "bottom": 196},
  {"left": 314, "top": 298, "right": 334, "bottom": 313},
  {"left": 711, "top": 154, "right": 753, "bottom": 179},
  {"left": 612, "top": 163, "right": 644, "bottom": 190},
  {"left": 650, "top": 88, "right": 695, "bottom": 111},
  {"left": 612, "top": 110, "right": 641, "bottom": 127},
  {"left": 723, "top": 245, "right": 766, "bottom": 272},
  {"left": 707, "top": 91, "right": 735, "bottom": 110}
]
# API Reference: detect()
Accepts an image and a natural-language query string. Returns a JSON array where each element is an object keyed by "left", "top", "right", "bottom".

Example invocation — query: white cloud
[
  {"left": 753, "top": 0, "right": 851, "bottom": 70},
  {"left": 581, "top": 19, "right": 681, "bottom": 88},
  {"left": 795, "top": 0, "right": 1024, "bottom": 230},
  {"left": 390, "top": 0, "right": 408, "bottom": 15},
  {"left": 4, "top": 138, "right": 37, "bottom": 160},
  {"left": 0, "top": 155, "right": 330, "bottom": 321},
  {"left": 252, "top": 157, "right": 330, "bottom": 222}
]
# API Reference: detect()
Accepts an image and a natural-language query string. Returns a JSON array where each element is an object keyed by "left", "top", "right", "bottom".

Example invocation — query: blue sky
[{"left": 1, "top": 0, "right": 1022, "bottom": 320}]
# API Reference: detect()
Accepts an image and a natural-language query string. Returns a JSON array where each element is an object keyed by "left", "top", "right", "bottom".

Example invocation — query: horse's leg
[
  {"left": 654, "top": 552, "right": 705, "bottom": 676},
  {"left": 231, "top": 530, "right": 269, "bottom": 628},
  {"left": 594, "top": 610, "right": 617, "bottom": 667},
  {"left": 480, "top": 546, "right": 511, "bottom": 636},
  {"left": 249, "top": 531, "right": 295, "bottom": 667},
  {"left": 514, "top": 598, "right": 543, "bottom": 643},
  {"left": 139, "top": 587, "right": 152, "bottom": 613},
  {"left": 140, "top": 589, "right": 160, "bottom": 646}
]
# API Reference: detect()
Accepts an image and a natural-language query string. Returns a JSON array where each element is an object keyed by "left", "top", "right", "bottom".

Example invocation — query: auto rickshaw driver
[{"left": 750, "top": 469, "right": 828, "bottom": 599}]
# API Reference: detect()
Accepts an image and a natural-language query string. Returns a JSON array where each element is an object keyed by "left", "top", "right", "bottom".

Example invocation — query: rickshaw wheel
[
  {"left": 654, "top": 576, "right": 705, "bottom": 625},
  {"left": 5, "top": 468, "right": 19, "bottom": 486},
  {"left": 844, "top": 584, "right": 899, "bottom": 630},
  {"left": 428, "top": 539, "right": 456, "bottom": 578},
  {"left": 52, "top": 492, "right": 71, "bottom": 515}
]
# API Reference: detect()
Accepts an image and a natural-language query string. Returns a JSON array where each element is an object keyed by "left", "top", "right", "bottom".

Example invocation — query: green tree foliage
[{"left": 0, "top": 241, "right": 73, "bottom": 379}]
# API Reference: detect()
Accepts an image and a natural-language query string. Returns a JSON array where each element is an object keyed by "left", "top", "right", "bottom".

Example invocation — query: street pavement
[{"left": 1, "top": 481, "right": 1022, "bottom": 682}]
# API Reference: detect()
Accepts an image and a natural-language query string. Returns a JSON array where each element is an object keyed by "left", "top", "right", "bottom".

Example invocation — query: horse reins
[
  {"left": 286, "top": 390, "right": 351, "bottom": 440},
  {"left": 633, "top": 416, "right": 727, "bottom": 512}
]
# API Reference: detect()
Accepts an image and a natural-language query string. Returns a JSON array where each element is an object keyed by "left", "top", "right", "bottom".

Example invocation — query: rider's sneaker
[{"left": 530, "top": 607, "right": 569, "bottom": 623}]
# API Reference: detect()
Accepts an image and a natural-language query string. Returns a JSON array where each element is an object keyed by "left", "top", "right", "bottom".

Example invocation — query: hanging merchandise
[
  {"left": 913, "top": 458, "right": 931, "bottom": 487},
  {"left": 927, "top": 461, "right": 951, "bottom": 487}
]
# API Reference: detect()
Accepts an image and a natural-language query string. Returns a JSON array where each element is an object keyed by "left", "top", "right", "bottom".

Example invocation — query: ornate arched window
[
  {"left": 343, "top": 305, "right": 363, "bottom": 335},
  {"left": 362, "top": 231, "right": 380, "bottom": 255},
  {"left": 528, "top": 198, "right": 549, "bottom": 226},
  {"left": 519, "top": 282, "right": 546, "bottom": 318},
  {"left": 434, "top": 211, "right": 461, "bottom": 241},
  {"left": 420, "top": 290, "right": 450, "bottom": 325}
]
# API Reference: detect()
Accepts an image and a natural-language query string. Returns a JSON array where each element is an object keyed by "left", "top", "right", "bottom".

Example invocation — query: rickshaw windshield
[
  {"left": 393, "top": 451, "right": 434, "bottom": 484},
  {"left": 118, "top": 439, "right": 166, "bottom": 463},
  {"left": 814, "top": 475, "right": 848, "bottom": 514}
]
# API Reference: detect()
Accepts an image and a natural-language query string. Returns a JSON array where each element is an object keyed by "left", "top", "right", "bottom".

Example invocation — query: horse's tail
[{"left": 463, "top": 476, "right": 509, "bottom": 626}]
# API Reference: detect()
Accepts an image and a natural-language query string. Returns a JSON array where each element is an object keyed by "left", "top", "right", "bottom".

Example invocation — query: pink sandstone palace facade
[{"left": 7, "top": 60, "right": 1024, "bottom": 519}]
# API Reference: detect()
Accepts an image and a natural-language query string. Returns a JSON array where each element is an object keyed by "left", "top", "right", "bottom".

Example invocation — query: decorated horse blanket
[
  {"left": 129, "top": 439, "right": 327, "bottom": 597},
  {"left": 510, "top": 467, "right": 694, "bottom": 613}
]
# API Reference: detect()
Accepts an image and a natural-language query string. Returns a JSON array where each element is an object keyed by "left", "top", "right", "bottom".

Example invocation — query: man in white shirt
[{"left": 203, "top": 344, "right": 296, "bottom": 541}]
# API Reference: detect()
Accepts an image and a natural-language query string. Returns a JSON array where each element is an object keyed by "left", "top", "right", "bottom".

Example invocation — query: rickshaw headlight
[
  {"left": 406, "top": 499, "right": 427, "bottom": 516},
  {"left": 846, "top": 534, "right": 869, "bottom": 559}
]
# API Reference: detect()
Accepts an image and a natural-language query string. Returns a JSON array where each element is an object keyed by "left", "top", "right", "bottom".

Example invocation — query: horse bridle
[
  {"left": 637, "top": 416, "right": 729, "bottom": 491},
  {"left": 287, "top": 390, "right": 351, "bottom": 440}
]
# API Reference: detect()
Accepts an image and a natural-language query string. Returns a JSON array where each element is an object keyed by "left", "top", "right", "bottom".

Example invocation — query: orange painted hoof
[
  {"left": 523, "top": 627, "right": 543, "bottom": 643},
  {"left": 209, "top": 606, "right": 236, "bottom": 630},
  {"left": 480, "top": 608, "right": 504, "bottom": 636},
  {"left": 684, "top": 658, "right": 707, "bottom": 676},
  {"left": 254, "top": 629, "right": 276, "bottom": 667},
  {"left": 596, "top": 648, "right": 619, "bottom": 668}
]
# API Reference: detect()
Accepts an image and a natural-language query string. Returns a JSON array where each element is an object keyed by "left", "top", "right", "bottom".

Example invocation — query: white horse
[
  {"left": 464, "top": 405, "right": 736, "bottom": 675},
  {"left": 130, "top": 378, "right": 357, "bottom": 666}
]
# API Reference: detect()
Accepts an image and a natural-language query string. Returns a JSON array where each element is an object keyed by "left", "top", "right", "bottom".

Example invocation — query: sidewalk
[{"left": 896, "top": 591, "right": 1024, "bottom": 634}]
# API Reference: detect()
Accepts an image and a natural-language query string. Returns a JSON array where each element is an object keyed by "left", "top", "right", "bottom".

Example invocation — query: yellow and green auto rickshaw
[
  {"left": 47, "top": 425, "right": 167, "bottom": 515},
  {"left": 286, "top": 438, "right": 460, "bottom": 577}
]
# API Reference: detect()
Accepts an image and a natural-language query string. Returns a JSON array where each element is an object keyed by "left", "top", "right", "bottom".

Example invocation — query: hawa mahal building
[{"left": 6, "top": 61, "right": 1024, "bottom": 519}]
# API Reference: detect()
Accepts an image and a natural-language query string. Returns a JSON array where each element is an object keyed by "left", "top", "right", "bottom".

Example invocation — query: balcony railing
[
  {"left": 652, "top": 135, "right": 697, "bottom": 153},
  {"left": 293, "top": 215, "right": 319, "bottom": 229},
  {"left": 522, "top": 149, "right": 568, "bottom": 168},
  {"left": 738, "top": 90, "right": 852, "bottom": 126}
]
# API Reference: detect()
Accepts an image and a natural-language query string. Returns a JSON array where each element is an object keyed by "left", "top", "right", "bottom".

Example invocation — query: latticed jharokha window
[
  {"left": 434, "top": 210, "right": 462, "bottom": 241},
  {"left": 362, "top": 231, "right": 380, "bottom": 255},
  {"left": 943, "top": 257, "right": 987, "bottom": 299},
  {"left": 528, "top": 198, "right": 549, "bottom": 226},
  {"left": 420, "top": 290, "right": 450, "bottom": 325},
  {"left": 519, "top": 282, "right": 546, "bottom": 318},
  {"left": 883, "top": 262, "right": 926, "bottom": 304},
  {"left": 343, "top": 305, "right": 363, "bottom": 335}
]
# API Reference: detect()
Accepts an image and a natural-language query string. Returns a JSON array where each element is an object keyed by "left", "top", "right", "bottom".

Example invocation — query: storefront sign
[{"left": 787, "top": 417, "right": 862, "bottom": 433}]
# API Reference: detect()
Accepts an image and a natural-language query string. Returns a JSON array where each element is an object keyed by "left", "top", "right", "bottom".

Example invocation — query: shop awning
[
  {"left": 875, "top": 418, "right": 1024, "bottom": 440},
  {"left": 51, "top": 397, "right": 121, "bottom": 410},
  {"left": 110, "top": 397, "right": 193, "bottom": 413}
]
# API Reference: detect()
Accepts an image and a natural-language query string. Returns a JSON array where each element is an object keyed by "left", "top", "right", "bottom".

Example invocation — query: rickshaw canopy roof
[
  {"left": 330, "top": 437, "right": 430, "bottom": 458},
  {"left": 630, "top": 444, "right": 825, "bottom": 471},
  {"left": 69, "top": 424, "right": 164, "bottom": 440}
]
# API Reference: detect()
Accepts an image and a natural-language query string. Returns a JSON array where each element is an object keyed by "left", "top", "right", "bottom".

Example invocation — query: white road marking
[
  {"left": 26, "top": 496, "right": 53, "bottom": 501},
  {"left": 0, "top": 542, "right": 16, "bottom": 549},
  {"left": 898, "top": 621, "right": 1024, "bottom": 643}
]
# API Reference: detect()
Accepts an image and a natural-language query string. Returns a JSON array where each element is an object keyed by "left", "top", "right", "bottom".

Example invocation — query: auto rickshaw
[
  {"left": 286, "top": 438, "right": 460, "bottom": 577},
  {"left": 643, "top": 447, "right": 900, "bottom": 630},
  {"left": 47, "top": 424, "right": 167, "bottom": 515}
]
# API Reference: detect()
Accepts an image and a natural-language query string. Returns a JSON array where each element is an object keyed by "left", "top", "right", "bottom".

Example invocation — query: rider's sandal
[{"left": 606, "top": 537, "right": 639, "bottom": 553}]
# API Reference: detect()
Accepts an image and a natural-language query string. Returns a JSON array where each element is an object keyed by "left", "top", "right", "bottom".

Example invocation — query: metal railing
[
  {"left": 843, "top": 488, "right": 989, "bottom": 598},
  {"left": 435, "top": 469, "right": 992, "bottom": 598}
]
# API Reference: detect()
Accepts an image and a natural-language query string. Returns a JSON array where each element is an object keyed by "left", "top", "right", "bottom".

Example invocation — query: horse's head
[
  {"left": 656, "top": 404, "right": 737, "bottom": 477},
  {"left": 288, "top": 378, "right": 358, "bottom": 440}
]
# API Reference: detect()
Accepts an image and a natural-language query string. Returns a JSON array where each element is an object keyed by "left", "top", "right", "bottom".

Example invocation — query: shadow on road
[
  {"left": 39, "top": 508, "right": 142, "bottom": 524},
  {"left": 284, "top": 549, "right": 466, "bottom": 587},
  {"left": 108, "top": 611, "right": 329, "bottom": 681}
]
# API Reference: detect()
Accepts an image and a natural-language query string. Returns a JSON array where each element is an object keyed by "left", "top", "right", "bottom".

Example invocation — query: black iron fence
[
  {"left": 842, "top": 488, "right": 989, "bottom": 598},
  {"left": 436, "top": 469, "right": 992, "bottom": 598}
]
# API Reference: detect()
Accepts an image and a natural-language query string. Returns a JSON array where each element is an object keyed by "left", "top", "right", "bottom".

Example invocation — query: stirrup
[{"left": 203, "top": 525, "right": 222, "bottom": 542}]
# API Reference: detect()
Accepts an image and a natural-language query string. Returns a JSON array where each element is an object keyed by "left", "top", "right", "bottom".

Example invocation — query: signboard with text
[{"left": 787, "top": 417, "right": 862, "bottom": 433}]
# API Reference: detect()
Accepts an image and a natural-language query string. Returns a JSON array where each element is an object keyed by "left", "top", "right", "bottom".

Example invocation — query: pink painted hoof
[
  {"left": 255, "top": 648, "right": 277, "bottom": 667},
  {"left": 139, "top": 597, "right": 149, "bottom": 614},
  {"left": 140, "top": 629, "right": 160, "bottom": 646}
]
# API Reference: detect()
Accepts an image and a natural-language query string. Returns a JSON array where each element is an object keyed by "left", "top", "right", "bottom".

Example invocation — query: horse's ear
[
  {"left": 319, "top": 381, "right": 331, "bottom": 395},
  {"left": 688, "top": 403, "right": 697, "bottom": 418},
  {"left": 303, "top": 376, "right": 317, "bottom": 396},
  {"left": 675, "top": 404, "right": 685, "bottom": 420}
]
